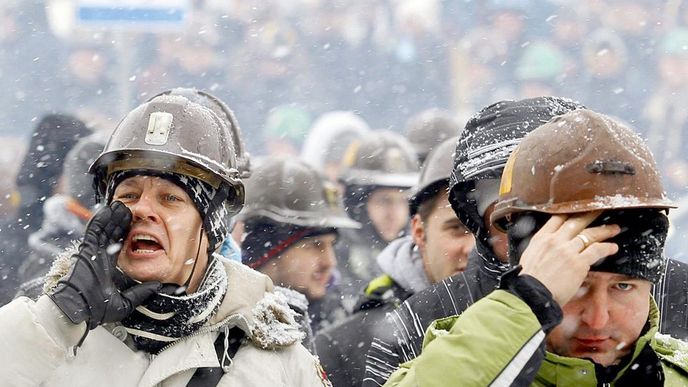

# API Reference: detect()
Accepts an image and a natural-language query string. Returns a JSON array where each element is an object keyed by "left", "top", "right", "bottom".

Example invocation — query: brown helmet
[
  {"left": 90, "top": 94, "right": 245, "bottom": 216},
  {"left": 491, "top": 109, "right": 675, "bottom": 230}
]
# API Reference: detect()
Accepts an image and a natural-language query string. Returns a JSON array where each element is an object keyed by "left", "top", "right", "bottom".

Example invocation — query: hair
[{"left": 416, "top": 182, "right": 449, "bottom": 223}]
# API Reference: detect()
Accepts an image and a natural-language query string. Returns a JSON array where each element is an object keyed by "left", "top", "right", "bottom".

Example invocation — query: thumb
[{"left": 121, "top": 281, "right": 162, "bottom": 309}]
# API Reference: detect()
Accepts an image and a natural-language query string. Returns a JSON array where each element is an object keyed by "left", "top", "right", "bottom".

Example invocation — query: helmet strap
[{"left": 182, "top": 226, "right": 205, "bottom": 291}]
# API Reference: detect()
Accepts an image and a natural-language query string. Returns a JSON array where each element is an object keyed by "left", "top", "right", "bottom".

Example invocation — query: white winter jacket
[{"left": 0, "top": 259, "right": 330, "bottom": 387}]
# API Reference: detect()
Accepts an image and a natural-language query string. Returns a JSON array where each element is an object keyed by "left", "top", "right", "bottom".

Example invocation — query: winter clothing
[
  {"left": 336, "top": 130, "right": 419, "bottom": 307},
  {"left": 0, "top": 114, "right": 91, "bottom": 305},
  {"left": 242, "top": 221, "right": 335, "bottom": 270},
  {"left": 48, "top": 201, "right": 161, "bottom": 331},
  {"left": 363, "top": 97, "right": 586, "bottom": 386},
  {"left": 1, "top": 257, "right": 331, "bottom": 387},
  {"left": 316, "top": 236, "right": 425, "bottom": 386},
  {"left": 363, "top": 249, "right": 498, "bottom": 386},
  {"left": 383, "top": 288, "right": 688, "bottom": 386}
]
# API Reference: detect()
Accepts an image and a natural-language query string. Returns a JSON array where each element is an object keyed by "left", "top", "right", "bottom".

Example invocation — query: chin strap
[{"left": 181, "top": 226, "right": 205, "bottom": 292}]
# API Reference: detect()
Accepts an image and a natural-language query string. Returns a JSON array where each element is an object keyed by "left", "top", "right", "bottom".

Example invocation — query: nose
[
  {"left": 320, "top": 246, "right": 337, "bottom": 271},
  {"left": 580, "top": 288, "right": 610, "bottom": 330},
  {"left": 459, "top": 236, "right": 475, "bottom": 257},
  {"left": 128, "top": 192, "right": 160, "bottom": 223}
]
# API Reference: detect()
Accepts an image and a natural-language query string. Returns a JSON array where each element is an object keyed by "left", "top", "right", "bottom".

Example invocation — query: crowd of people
[{"left": 2, "top": 0, "right": 688, "bottom": 386}]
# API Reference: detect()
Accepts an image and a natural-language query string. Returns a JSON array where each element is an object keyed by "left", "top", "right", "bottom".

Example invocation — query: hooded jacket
[
  {"left": 0, "top": 257, "right": 330, "bottom": 387},
  {"left": 315, "top": 236, "right": 427, "bottom": 386},
  {"left": 362, "top": 97, "right": 587, "bottom": 386},
  {"left": 384, "top": 290, "right": 688, "bottom": 386}
]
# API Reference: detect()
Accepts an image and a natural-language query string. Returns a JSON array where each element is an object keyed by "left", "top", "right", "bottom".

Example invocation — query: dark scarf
[{"left": 120, "top": 258, "right": 228, "bottom": 354}]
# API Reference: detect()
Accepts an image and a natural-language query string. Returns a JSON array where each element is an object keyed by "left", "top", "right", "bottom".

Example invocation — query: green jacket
[{"left": 384, "top": 290, "right": 688, "bottom": 386}]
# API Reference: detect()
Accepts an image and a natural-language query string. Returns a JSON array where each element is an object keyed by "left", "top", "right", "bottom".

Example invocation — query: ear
[{"left": 411, "top": 213, "right": 426, "bottom": 248}]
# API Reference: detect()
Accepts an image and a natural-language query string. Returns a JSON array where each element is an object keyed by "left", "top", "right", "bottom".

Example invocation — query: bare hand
[{"left": 519, "top": 211, "right": 620, "bottom": 306}]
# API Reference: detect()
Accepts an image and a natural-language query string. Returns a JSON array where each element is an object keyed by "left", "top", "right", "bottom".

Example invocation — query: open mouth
[{"left": 130, "top": 234, "right": 164, "bottom": 254}]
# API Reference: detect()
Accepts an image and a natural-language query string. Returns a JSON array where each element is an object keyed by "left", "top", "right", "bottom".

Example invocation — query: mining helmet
[
  {"left": 90, "top": 94, "right": 245, "bottom": 216},
  {"left": 150, "top": 88, "right": 251, "bottom": 179},
  {"left": 241, "top": 157, "right": 360, "bottom": 230},
  {"left": 408, "top": 136, "right": 458, "bottom": 215},
  {"left": 340, "top": 130, "right": 419, "bottom": 189},
  {"left": 491, "top": 109, "right": 676, "bottom": 231}
]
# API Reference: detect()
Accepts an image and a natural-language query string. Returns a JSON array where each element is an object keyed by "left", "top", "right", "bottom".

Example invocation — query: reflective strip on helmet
[
  {"left": 499, "top": 147, "right": 519, "bottom": 196},
  {"left": 107, "top": 157, "right": 222, "bottom": 189}
]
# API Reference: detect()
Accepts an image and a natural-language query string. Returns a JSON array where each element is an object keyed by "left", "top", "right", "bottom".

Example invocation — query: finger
[
  {"left": 559, "top": 210, "right": 604, "bottom": 239},
  {"left": 536, "top": 214, "right": 567, "bottom": 234},
  {"left": 104, "top": 201, "right": 132, "bottom": 242},
  {"left": 578, "top": 241, "right": 619, "bottom": 267},
  {"left": 121, "top": 282, "right": 162, "bottom": 310}
]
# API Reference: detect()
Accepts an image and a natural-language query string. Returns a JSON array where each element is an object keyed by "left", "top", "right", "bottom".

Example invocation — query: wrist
[{"left": 498, "top": 266, "right": 563, "bottom": 333}]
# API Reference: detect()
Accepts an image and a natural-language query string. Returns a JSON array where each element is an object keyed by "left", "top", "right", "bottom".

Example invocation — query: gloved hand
[{"left": 49, "top": 201, "right": 161, "bottom": 329}]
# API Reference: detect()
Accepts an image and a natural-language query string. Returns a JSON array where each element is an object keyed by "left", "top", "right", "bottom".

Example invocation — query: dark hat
[
  {"left": 16, "top": 114, "right": 91, "bottom": 189},
  {"left": 507, "top": 209, "right": 669, "bottom": 283},
  {"left": 241, "top": 219, "right": 335, "bottom": 269},
  {"left": 448, "top": 96, "right": 584, "bottom": 274}
]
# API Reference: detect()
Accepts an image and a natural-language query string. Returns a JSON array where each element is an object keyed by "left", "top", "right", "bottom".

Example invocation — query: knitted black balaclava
[
  {"left": 104, "top": 170, "right": 229, "bottom": 253},
  {"left": 507, "top": 209, "right": 669, "bottom": 283}
]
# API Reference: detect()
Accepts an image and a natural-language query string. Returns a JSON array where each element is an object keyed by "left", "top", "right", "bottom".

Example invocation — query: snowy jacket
[
  {"left": 0, "top": 258, "right": 331, "bottom": 387},
  {"left": 363, "top": 248, "right": 498, "bottom": 386},
  {"left": 315, "top": 237, "right": 424, "bottom": 386},
  {"left": 384, "top": 290, "right": 688, "bottom": 386}
]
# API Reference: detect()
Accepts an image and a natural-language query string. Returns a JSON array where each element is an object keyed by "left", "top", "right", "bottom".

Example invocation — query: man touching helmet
[{"left": 384, "top": 110, "right": 688, "bottom": 386}]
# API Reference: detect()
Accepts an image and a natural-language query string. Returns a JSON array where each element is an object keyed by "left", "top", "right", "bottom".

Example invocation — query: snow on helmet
[
  {"left": 90, "top": 94, "right": 245, "bottom": 217},
  {"left": 150, "top": 88, "right": 251, "bottom": 179},
  {"left": 491, "top": 109, "right": 676, "bottom": 230},
  {"left": 241, "top": 157, "right": 360, "bottom": 230}
]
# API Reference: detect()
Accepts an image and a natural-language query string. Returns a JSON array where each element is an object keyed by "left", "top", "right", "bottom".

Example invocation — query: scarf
[{"left": 120, "top": 258, "right": 228, "bottom": 353}]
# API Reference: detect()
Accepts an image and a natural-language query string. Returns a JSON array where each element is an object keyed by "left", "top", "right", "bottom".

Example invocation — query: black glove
[{"left": 49, "top": 201, "right": 161, "bottom": 329}]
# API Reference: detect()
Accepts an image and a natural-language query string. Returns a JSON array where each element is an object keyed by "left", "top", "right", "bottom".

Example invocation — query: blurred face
[
  {"left": 113, "top": 176, "right": 209, "bottom": 292},
  {"left": 547, "top": 272, "right": 651, "bottom": 366},
  {"left": 367, "top": 188, "right": 410, "bottom": 242},
  {"left": 260, "top": 233, "right": 337, "bottom": 301},
  {"left": 484, "top": 203, "right": 509, "bottom": 263},
  {"left": 413, "top": 191, "right": 474, "bottom": 283}
]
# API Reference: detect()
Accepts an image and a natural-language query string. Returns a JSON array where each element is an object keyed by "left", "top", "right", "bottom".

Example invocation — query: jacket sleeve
[
  {"left": 0, "top": 295, "right": 87, "bottom": 385},
  {"left": 383, "top": 290, "right": 548, "bottom": 387}
]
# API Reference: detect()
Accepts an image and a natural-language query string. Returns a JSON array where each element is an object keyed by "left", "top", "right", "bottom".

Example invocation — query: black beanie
[
  {"left": 507, "top": 209, "right": 669, "bottom": 283},
  {"left": 242, "top": 219, "right": 336, "bottom": 269}
]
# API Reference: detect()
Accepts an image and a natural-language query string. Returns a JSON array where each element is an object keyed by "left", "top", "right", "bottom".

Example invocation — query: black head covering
[{"left": 448, "top": 96, "right": 585, "bottom": 274}]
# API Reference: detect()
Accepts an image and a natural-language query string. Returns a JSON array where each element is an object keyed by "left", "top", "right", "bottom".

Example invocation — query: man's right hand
[
  {"left": 49, "top": 201, "right": 161, "bottom": 329},
  {"left": 518, "top": 211, "right": 620, "bottom": 307}
]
